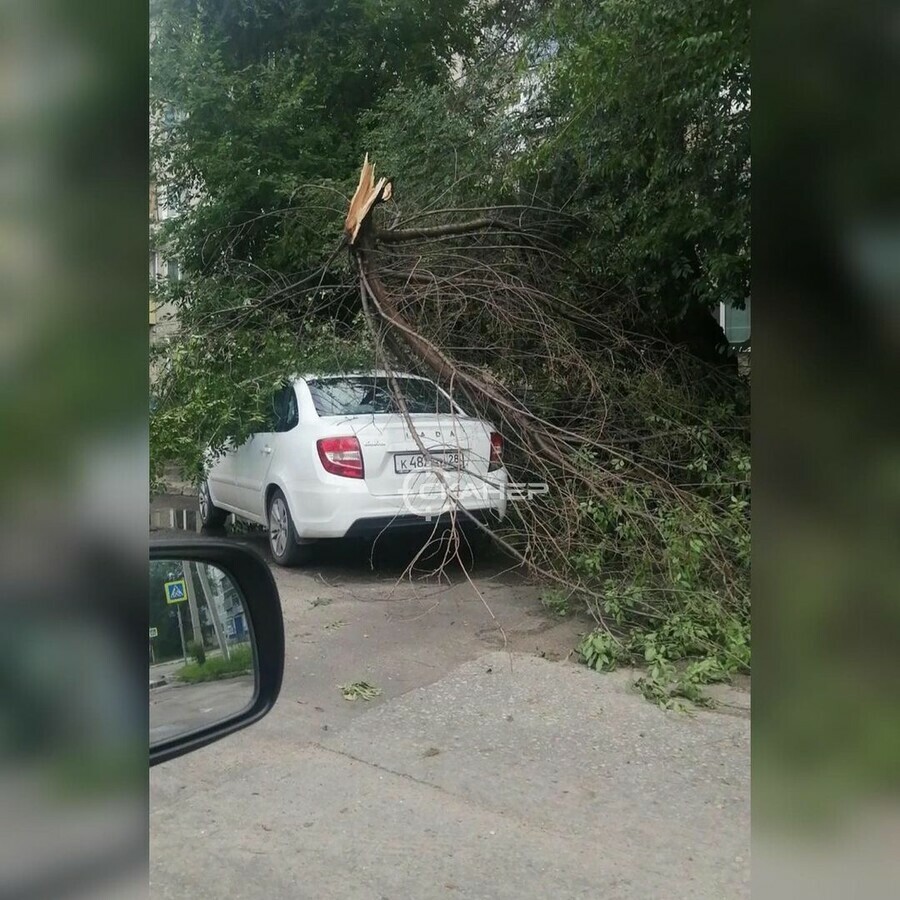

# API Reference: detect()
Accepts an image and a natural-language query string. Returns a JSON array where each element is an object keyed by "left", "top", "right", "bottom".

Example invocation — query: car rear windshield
[{"left": 307, "top": 377, "right": 457, "bottom": 417}]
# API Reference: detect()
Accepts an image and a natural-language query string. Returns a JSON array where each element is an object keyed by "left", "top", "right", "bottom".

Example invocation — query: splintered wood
[{"left": 344, "top": 153, "right": 392, "bottom": 245}]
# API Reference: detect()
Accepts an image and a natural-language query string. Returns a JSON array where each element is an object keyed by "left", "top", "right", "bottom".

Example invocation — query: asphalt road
[
  {"left": 150, "top": 676, "right": 255, "bottom": 743},
  {"left": 150, "top": 508, "right": 750, "bottom": 898}
]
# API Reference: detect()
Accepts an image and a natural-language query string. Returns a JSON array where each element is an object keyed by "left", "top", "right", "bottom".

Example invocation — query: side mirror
[{"left": 149, "top": 540, "right": 284, "bottom": 766}]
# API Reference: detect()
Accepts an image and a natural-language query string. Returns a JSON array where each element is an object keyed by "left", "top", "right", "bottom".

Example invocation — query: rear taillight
[
  {"left": 488, "top": 432, "right": 503, "bottom": 471},
  {"left": 316, "top": 436, "right": 364, "bottom": 479}
]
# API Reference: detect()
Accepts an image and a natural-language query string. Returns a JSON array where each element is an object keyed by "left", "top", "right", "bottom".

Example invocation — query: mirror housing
[{"left": 149, "top": 539, "right": 284, "bottom": 766}]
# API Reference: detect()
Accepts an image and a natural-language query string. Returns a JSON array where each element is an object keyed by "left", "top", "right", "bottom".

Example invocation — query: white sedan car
[{"left": 199, "top": 372, "right": 508, "bottom": 565}]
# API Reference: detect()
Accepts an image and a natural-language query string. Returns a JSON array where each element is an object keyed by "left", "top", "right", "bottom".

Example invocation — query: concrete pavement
[
  {"left": 150, "top": 676, "right": 255, "bottom": 743},
  {"left": 150, "top": 522, "right": 749, "bottom": 898}
]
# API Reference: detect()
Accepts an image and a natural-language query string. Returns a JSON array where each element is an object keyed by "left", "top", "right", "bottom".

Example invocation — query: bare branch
[{"left": 375, "top": 218, "right": 509, "bottom": 244}]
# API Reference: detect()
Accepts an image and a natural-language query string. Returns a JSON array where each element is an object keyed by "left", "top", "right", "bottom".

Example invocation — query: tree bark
[{"left": 374, "top": 218, "right": 504, "bottom": 244}]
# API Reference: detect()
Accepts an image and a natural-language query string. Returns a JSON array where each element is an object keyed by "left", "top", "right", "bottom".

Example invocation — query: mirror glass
[{"left": 150, "top": 559, "right": 256, "bottom": 747}]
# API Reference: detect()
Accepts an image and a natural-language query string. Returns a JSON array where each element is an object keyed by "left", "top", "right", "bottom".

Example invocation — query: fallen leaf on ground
[{"left": 339, "top": 681, "right": 382, "bottom": 701}]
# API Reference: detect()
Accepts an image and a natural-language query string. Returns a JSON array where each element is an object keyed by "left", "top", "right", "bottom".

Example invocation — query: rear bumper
[
  {"left": 343, "top": 507, "right": 502, "bottom": 539},
  {"left": 286, "top": 470, "right": 508, "bottom": 539}
]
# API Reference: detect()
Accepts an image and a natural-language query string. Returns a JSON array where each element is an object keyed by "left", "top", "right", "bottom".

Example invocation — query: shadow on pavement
[{"left": 150, "top": 496, "right": 525, "bottom": 584}]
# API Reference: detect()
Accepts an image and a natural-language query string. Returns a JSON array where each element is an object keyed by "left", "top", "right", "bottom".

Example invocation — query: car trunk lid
[{"left": 338, "top": 414, "right": 491, "bottom": 500}]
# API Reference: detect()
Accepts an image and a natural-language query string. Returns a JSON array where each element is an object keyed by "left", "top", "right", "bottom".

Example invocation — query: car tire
[
  {"left": 198, "top": 480, "right": 228, "bottom": 528},
  {"left": 267, "top": 488, "right": 312, "bottom": 567}
]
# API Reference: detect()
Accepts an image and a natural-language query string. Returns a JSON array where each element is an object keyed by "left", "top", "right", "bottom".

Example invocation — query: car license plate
[{"left": 394, "top": 450, "right": 463, "bottom": 474}]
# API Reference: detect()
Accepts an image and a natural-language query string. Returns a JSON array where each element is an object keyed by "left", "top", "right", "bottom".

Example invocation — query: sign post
[
  {"left": 164, "top": 579, "right": 189, "bottom": 664},
  {"left": 149, "top": 626, "right": 158, "bottom": 664}
]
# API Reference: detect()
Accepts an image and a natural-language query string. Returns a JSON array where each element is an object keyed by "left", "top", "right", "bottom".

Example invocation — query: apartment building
[{"left": 149, "top": 178, "right": 180, "bottom": 350}]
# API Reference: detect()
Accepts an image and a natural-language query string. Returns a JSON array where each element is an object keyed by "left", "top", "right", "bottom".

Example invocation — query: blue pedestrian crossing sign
[{"left": 164, "top": 579, "right": 187, "bottom": 604}]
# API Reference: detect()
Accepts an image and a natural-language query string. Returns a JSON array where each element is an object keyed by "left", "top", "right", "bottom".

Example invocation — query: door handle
[{"left": 262, "top": 445, "right": 272, "bottom": 455}]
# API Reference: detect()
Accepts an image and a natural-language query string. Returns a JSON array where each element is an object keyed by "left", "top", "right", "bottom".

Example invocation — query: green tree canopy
[
  {"left": 151, "top": 0, "right": 478, "bottom": 274},
  {"left": 150, "top": 0, "right": 750, "bottom": 702},
  {"left": 364, "top": 0, "right": 750, "bottom": 322},
  {"left": 525, "top": 0, "right": 750, "bottom": 318}
]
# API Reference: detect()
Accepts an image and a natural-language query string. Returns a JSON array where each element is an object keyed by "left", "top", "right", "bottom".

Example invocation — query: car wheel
[
  {"left": 267, "top": 488, "right": 312, "bottom": 567},
  {"left": 198, "top": 480, "right": 228, "bottom": 528}
]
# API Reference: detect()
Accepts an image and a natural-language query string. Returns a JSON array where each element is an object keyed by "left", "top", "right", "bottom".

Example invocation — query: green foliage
[
  {"left": 186, "top": 640, "right": 206, "bottom": 667},
  {"left": 540, "top": 588, "right": 571, "bottom": 618},
  {"left": 151, "top": 0, "right": 478, "bottom": 275},
  {"left": 151, "top": 0, "right": 750, "bottom": 486},
  {"left": 578, "top": 590, "right": 749, "bottom": 709},
  {"left": 230, "top": 519, "right": 266, "bottom": 536},
  {"left": 150, "top": 315, "right": 373, "bottom": 491},
  {"left": 570, "top": 375, "right": 750, "bottom": 706},
  {"left": 176, "top": 644, "right": 253, "bottom": 683},
  {"left": 339, "top": 681, "right": 382, "bottom": 701},
  {"left": 364, "top": 0, "right": 749, "bottom": 325},
  {"left": 521, "top": 0, "right": 750, "bottom": 320},
  {"left": 149, "top": 0, "right": 480, "bottom": 490},
  {"left": 362, "top": 77, "right": 519, "bottom": 210},
  {"left": 577, "top": 631, "right": 628, "bottom": 672}
]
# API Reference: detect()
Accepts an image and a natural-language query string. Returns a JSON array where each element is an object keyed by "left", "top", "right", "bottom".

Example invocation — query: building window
[
  {"left": 719, "top": 299, "right": 751, "bottom": 345},
  {"left": 167, "top": 259, "right": 180, "bottom": 281},
  {"left": 158, "top": 185, "right": 183, "bottom": 220}
]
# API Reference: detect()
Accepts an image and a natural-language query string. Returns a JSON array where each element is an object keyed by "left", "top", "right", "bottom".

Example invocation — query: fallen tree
[
  {"left": 151, "top": 158, "right": 749, "bottom": 707},
  {"left": 341, "top": 157, "right": 750, "bottom": 706}
]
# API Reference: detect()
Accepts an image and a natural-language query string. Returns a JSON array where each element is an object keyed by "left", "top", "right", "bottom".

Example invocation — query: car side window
[{"left": 270, "top": 384, "right": 299, "bottom": 433}]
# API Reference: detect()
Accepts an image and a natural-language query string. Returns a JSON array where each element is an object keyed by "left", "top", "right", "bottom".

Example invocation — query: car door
[
  {"left": 206, "top": 438, "right": 239, "bottom": 510},
  {"left": 232, "top": 384, "right": 298, "bottom": 520}
]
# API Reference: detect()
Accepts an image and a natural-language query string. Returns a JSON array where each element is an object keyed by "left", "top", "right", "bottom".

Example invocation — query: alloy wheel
[{"left": 269, "top": 497, "right": 289, "bottom": 558}]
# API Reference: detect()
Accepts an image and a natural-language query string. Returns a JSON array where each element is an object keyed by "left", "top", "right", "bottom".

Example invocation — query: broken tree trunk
[
  {"left": 344, "top": 153, "right": 392, "bottom": 245},
  {"left": 346, "top": 157, "right": 510, "bottom": 388},
  {"left": 344, "top": 157, "right": 610, "bottom": 459}
]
